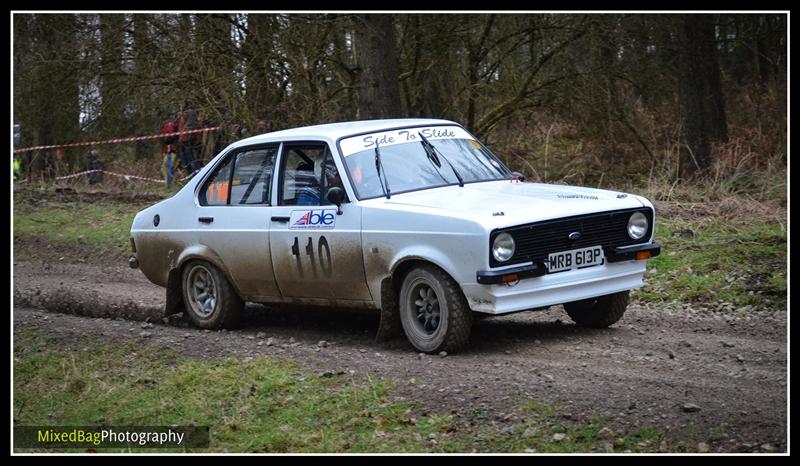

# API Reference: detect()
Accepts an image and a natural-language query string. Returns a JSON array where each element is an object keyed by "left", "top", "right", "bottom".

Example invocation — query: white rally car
[{"left": 130, "top": 118, "right": 660, "bottom": 353}]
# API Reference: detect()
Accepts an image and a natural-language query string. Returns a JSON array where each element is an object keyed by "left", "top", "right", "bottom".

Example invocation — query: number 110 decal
[{"left": 291, "top": 235, "right": 332, "bottom": 278}]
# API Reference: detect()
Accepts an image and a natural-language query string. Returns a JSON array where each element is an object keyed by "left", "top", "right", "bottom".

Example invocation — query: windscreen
[{"left": 339, "top": 125, "right": 510, "bottom": 199}]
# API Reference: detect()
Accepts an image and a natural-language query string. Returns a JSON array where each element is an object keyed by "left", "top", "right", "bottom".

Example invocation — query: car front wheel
[
  {"left": 563, "top": 290, "right": 629, "bottom": 328},
  {"left": 181, "top": 260, "right": 244, "bottom": 329},
  {"left": 399, "top": 265, "right": 473, "bottom": 353}
]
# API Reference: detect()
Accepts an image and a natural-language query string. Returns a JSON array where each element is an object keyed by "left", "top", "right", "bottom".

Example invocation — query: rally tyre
[
  {"left": 399, "top": 265, "right": 473, "bottom": 354},
  {"left": 563, "top": 290, "right": 630, "bottom": 328},
  {"left": 181, "top": 260, "right": 244, "bottom": 329}
]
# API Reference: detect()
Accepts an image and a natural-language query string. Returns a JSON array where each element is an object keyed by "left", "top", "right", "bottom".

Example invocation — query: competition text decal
[
  {"left": 556, "top": 194, "right": 599, "bottom": 200},
  {"left": 289, "top": 209, "right": 337, "bottom": 229},
  {"left": 340, "top": 126, "right": 474, "bottom": 156}
]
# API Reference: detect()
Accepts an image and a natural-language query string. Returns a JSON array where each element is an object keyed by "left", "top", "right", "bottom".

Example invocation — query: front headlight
[
  {"left": 627, "top": 212, "right": 648, "bottom": 239},
  {"left": 492, "top": 232, "right": 515, "bottom": 262}
]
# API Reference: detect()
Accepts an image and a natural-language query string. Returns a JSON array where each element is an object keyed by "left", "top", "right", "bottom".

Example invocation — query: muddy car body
[{"left": 130, "top": 118, "right": 661, "bottom": 353}]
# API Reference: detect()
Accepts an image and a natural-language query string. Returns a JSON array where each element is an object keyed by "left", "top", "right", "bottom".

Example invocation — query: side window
[
  {"left": 230, "top": 147, "right": 278, "bottom": 205},
  {"left": 200, "top": 157, "right": 233, "bottom": 206},
  {"left": 279, "top": 143, "right": 329, "bottom": 206}
]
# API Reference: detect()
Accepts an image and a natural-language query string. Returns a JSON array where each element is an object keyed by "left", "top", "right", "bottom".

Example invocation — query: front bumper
[
  {"left": 605, "top": 241, "right": 661, "bottom": 263},
  {"left": 475, "top": 262, "right": 546, "bottom": 284},
  {"left": 476, "top": 241, "right": 661, "bottom": 285},
  {"left": 469, "top": 242, "right": 661, "bottom": 314}
]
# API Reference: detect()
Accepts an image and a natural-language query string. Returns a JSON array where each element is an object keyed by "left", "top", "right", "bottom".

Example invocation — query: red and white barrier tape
[
  {"left": 13, "top": 127, "right": 221, "bottom": 154},
  {"left": 54, "top": 169, "right": 104, "bottom": 181},
  {"left": 55, "top": 168, "right": 201, "bottom": 183},
  {"left": 178, "top": 168, "right": 202, "bottom": 181}
]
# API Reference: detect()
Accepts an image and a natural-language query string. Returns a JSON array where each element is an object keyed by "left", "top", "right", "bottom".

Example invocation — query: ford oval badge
[{"left": 568, "top": 231, "right": 581, "bottom": 240}]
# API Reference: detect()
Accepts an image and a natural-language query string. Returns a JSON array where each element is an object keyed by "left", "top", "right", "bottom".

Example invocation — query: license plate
[{"left": 547, "top": 246, "right": 605, "bottom": 273}]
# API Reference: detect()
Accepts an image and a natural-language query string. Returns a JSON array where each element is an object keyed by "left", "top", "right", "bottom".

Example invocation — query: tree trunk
[
  {"left": 195, "top": 13, "right": 238, "bottom": 121},
  {"left": 99, "top": 14, "right": 126, "bottom": 136},
  {"left": 701, "top": 14, "right": 728, "bottom": 142},
  {"left": 466, "top": 15, "right": 495, "bottom": 130},
  {"left": 23, "top": 14, "right": 81, "bottom": 177},
  {"left": 678, "top": 14, "right": 727, "bottom": 174},
  {"left": 353, "top": 14, "right": 402, "bottom": 119},
  {"left": 131, "top": 13, "right": 152, "bottom": 143},
  {"left": 244, "top": 13, "right": 278, "bottom": 124}
]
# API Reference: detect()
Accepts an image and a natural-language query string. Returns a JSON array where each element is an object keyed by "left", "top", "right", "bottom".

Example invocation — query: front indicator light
[
  {"left": 635, "top": 251, "right": 652, "bottom": 260},
  {"left": 501, "top": 274, "right": 519, "bottom": 283}
]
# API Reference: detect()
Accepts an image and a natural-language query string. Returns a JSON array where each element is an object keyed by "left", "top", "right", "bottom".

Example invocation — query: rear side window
[
  {"left": 200, "top": 145, "right": 278, "bottom": 206},
  {"left": 201, "top": 158, "right": 233, "bottom": 206},
  {"left": 230, "top": 147, "right": 278, "bottom": 205}
]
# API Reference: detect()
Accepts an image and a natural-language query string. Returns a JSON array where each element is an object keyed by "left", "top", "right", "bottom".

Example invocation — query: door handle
[
  {"left": 271, "top": 216, "right": 290, "bottom": 223},
  {"left": 198, "top": 217, "right": 214, "bottom": 224}
]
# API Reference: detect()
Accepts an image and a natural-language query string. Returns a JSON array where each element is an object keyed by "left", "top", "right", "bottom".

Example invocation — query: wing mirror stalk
[
  {"left": 510, "top": 171, "right": 526, "bottom": 182},
  {"left": 326, "top": 187, "right": 345, "bottom": 215}
]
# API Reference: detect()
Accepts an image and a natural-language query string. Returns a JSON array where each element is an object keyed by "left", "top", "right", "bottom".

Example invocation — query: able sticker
[{"left": 289, "top": 209, "right": 337, "bottom": 229}]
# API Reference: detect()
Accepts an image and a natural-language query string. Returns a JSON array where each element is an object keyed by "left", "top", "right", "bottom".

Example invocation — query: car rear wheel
[
  {"left": 399, "top": 265, "right": 473, "bottom": 353},
  {"left": 181, "top": 260, "right": 243, "bottom": 329},
  {"left": 563, "top": 290, "right": 629, "bottom": 328}
]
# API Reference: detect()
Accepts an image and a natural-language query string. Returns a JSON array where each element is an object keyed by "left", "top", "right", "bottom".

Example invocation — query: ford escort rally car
[{"left": 129, "top": 118, "right": 661, "bottom": 353}]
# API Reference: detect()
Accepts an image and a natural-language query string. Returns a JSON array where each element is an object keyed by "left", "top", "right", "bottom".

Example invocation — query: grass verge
[
  {"left": 13, "top": 199, "right": 143, "bottom": 262},
  {"left": 14, "top": 327, "right": 664, "bottom": 453},
  {"left": 635, "top": 216, "right": 786, "bottom": 311}
]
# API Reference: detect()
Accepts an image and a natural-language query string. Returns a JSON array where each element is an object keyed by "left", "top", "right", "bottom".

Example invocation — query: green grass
[
  {"left": 467, "top": 418, "right": 663, "bottom": 453},
  {"left": 13, "top": 327, "right": 664, "bottom": 453},
  {"left": 520, "top": 400, "right": 558, "bottom": 417},
  {"left": 634, "top": 218, "right": 787, "bottom": 310},
  {"left": 13, "top": 202, "right": 142, "bottom": 259}
]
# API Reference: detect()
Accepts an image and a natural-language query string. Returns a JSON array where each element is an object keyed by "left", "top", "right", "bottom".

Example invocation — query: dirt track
[{"left": 13, "top": 259, "right": 787, "bottom": 452}]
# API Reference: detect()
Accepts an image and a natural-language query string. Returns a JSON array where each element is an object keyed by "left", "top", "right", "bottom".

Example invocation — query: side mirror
[
  {"left": 326, "top": 187, "right": 345, "bottom": 215},
  {"left": 510, "top": 171, "right": 525, "bottom": 182}
]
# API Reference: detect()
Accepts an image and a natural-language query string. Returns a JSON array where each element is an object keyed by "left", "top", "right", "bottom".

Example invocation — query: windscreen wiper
[
  {"left": 420, "top": 137, "right": 441, "bottom": 168},
  {"left": 417, "top": 136, "right": 448, "bottom": 183},
  {"left": 374, "top": 141, "right": 391, "bottom": 199},
  {"left": 418, "top": 132, "right": 464, "bottom": 187}
]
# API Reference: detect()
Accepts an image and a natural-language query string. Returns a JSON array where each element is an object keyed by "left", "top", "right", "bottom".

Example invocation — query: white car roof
[{"left": 230, "top": 118, "right": 460, "bottom": 147}]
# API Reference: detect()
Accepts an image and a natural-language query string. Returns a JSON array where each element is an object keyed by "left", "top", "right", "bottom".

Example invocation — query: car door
[
  {"left": 195, "top": 144, "right": 280, "bottom": 299},
  {"left": 269, "top": 141, "right": 372, "bottom": 301}
]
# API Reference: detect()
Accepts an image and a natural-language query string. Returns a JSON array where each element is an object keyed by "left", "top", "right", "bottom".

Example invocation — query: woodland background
[{"left": 13, "top": 13, "right": 787, "bottom": 194}]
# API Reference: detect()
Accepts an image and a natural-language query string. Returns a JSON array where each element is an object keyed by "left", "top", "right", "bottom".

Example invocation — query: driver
[{"left": 349, "top": 159, "right": 381, "bottom": 197}]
